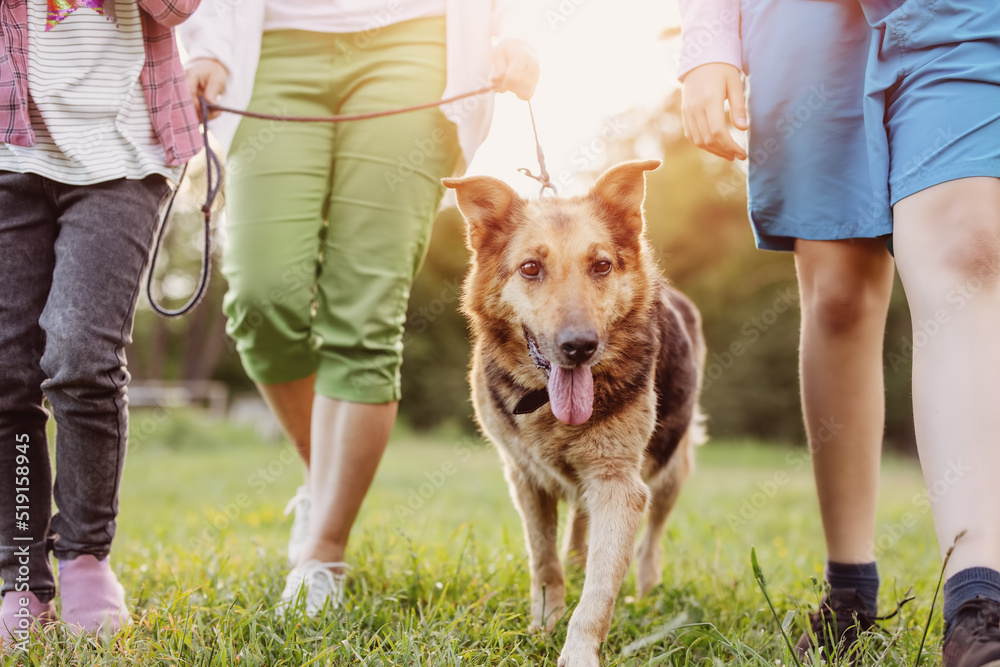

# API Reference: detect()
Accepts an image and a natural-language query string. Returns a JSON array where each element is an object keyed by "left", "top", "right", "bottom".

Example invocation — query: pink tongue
[{"left": 547, "top": 365, "right": 594, "bottom": 425}]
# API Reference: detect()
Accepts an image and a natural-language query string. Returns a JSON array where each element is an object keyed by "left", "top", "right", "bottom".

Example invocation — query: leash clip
[{"left": 518, "top": 167, "right": 557, "bottom": 197}]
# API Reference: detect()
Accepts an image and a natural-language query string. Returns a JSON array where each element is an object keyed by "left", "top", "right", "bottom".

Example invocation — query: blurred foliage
[
  {"left": 130, "top": 92, "right": 918, "bottom": 452},
  {"left": 399, "top": 206, "right": 477, "bottom": 433}
]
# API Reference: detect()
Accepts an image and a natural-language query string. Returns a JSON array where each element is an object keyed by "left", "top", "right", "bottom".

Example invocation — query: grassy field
[{"left": 4, "top": 408, "right": 948, "bottom": 666}]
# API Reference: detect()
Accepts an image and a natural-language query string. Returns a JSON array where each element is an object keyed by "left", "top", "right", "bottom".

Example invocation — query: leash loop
[{"left": 145, "top": 96, "right": 217, "bottom": 318}]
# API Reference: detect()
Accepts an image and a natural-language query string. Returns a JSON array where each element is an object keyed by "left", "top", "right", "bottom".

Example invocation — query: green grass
[{"left": 5, "top": 409, "right": 947, "bottom": 666}]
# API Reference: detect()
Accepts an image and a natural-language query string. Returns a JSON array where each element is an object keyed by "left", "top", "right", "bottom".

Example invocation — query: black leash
[
  {"left": 146, "top": 97, "right": 222, "bottom": 317},
  {"left": 146, "top": 88, "right": 554, "bottom": 318}
]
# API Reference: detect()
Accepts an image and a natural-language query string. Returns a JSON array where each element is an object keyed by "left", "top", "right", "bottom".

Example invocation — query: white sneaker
[
  {"left": 276, "top": 560, "right": 349, "bottom": 617},
  {"left": 283, "top": 485, "right": 310, "bottom": 566}
]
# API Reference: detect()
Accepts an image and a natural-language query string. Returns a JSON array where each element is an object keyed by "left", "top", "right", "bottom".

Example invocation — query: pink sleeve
[
  {"left": 136, "top": 0, "right": 200, "bottom": 27},
  {"left": 677, "top": 0, "right": 742, "bottom": 81}
]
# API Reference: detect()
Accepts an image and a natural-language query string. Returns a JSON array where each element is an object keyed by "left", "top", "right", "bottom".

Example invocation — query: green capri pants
[{"left": 223, "top": 16, "right": 460, "bottom": 404}]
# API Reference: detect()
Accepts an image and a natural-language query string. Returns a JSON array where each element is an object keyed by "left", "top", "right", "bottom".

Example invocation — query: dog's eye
[
  {"left": 519, "top": 261, "right": 541, "bottom": 279},
  {"left": 593, "top": 260, "right": 612, "bottom": 276}
]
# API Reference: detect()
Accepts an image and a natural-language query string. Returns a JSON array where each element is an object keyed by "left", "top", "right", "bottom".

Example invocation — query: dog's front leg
[
  {"left": 559, "top": 475, "right": 648, "bottom": 667},
  {"left": 506, "top": 466, "right": 566, "bottom": 632}
]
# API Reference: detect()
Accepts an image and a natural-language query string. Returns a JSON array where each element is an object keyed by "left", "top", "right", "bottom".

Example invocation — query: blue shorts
[{"left": 741, "top": 0, "right": 1000, "bottom": 252}]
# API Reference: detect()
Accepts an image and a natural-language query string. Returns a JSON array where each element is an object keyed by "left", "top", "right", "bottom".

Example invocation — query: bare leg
[
  {"left": 258, "top": 374, "right": 316, "bottom": 466},
  {"left": 893, "top": 177, "right": 1000, "bottom": 576},
  {"left": 507, "top": 467, "right": 566, "bottom": 632},
  {"left": 297, "top": 397, "right": 396, "bottom": 566},
  {"left": 794, "top": 239, "right": 894, "bottom": 564},
  {"left": 561, "top": 503, "right": 589, "bottom": 569},
  {"left": 259, "top": 376, "right": 315, "bottom": 565}
]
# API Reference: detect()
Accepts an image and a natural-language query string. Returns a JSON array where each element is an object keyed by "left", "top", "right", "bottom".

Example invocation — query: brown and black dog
[{"left": 443, "top": 160, "right": 706, "bottom": 667}]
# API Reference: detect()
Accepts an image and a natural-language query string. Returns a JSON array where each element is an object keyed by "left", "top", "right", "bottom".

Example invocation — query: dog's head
[{"left": 444, "top": 159, "right": 661, "bottom": 425}]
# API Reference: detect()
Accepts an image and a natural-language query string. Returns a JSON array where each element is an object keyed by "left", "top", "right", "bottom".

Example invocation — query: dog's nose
[{"left": 558, "top": 328, "right": 599, "bottom": 364}]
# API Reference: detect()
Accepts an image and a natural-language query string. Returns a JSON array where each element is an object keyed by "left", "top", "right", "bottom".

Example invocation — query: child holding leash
[
  {"left": 0, "top": 0, "right": 201, "bottom": 643},
  {"left": 679, "top": 0, "right": 1000, "bottom": 664}
]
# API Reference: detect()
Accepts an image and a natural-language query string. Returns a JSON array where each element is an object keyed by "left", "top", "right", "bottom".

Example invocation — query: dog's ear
[
  {"left": 588, "top": 159, "right": 661, "bottom": 243},
  {"left": 443, "top": 176, "right": 523, "bottom": 251}
]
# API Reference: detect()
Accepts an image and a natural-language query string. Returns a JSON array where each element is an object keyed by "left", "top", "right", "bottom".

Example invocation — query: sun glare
[{"left": 470, "top": 0, "right": 684, "bottom": 197}]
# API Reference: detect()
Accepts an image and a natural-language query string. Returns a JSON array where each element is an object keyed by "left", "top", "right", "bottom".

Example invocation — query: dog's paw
[
  {"left": 557, "top": 644, "right": 600, "bottom": 667},
  {"left": 528, "top": 591, "right": 566, "bottom": 633},
  {"left": 635, "top": 543, "right": 663, "bottom": 597},
  {"left": 636, "top": 563, "right": 662, "bottom": 597}
]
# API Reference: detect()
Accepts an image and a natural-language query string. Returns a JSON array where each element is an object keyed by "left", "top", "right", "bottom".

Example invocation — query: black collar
[
  {"left": 513, "top": 387, "right": 550, "bottom": 415},
  {"left": 514, "top": 327, "right": 551, "bottom": 415}
]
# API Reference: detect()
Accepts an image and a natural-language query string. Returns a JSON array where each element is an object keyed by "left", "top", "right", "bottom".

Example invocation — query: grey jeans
[{"left": 0, "top": 172, "right": 169, "bottom": 602}]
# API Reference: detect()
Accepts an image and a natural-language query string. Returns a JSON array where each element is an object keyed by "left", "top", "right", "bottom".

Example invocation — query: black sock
[
  {"left": 943, "top": 567, "right": 1000, "bottom": 630},
  {"left": 827, "top": 560, "right": 879, "bottom": 615}
]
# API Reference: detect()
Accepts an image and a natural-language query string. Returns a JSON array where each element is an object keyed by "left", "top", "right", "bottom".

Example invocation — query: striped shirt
[
  {"left": 263, "top": 0, "right": 446, "bottom": 34},
  {"left": 0, "top": 0, "right": 179, "bottom": 184},
  {"left": 0, "top": 0, "right": 201, "bottom": 169}
]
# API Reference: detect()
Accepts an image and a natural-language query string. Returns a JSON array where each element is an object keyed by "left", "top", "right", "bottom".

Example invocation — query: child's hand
[
  {"left": 184, "top": 59, "right": 229, "bottom": 120},
  {"left": 682, "top": 63, "right": 748, "bottom": 161},
  {"left": 491, "top": 39, "right": 541, "bottom": 101}
]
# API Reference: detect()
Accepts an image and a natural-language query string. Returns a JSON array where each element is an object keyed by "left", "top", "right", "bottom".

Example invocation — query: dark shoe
[
  {"left": 943, "top": 597, "right": 1000, "bottom": 667},
  {"left": 794, "top": 588, "right": 879, "bottom": 662}
]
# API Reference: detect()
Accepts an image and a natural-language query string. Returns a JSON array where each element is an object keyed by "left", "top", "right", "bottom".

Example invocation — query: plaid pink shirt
[{"left": 0, "top": 0, "right": 201, "bottom": 167}]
